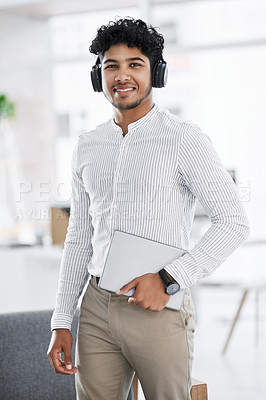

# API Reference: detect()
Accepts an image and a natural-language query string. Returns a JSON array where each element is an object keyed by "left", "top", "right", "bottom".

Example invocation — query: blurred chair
[{"left": 0, "top": 309, "right": 134, "bottom": 400}]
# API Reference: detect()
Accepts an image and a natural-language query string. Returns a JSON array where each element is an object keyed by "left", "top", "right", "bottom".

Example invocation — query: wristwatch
[{"left": 158, "top": 268, "right": 180, "bottom": 295}]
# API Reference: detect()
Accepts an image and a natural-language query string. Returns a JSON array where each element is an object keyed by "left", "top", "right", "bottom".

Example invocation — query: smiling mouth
[{"left": 114, "top": 87, "right": 135, "bottom": 93}]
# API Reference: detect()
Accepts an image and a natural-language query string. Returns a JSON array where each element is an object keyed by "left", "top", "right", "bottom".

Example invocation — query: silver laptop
[{"left": 98, "top": 230, "right": 186, "bottom": 310}]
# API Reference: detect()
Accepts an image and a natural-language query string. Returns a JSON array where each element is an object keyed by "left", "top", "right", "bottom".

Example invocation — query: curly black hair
[{"left": 89, "top": 17, "right": 164, "bottom": 66}]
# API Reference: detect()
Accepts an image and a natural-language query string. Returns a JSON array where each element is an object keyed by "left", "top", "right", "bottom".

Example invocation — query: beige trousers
[{"left": 75, "top": 276, "right": 195, "bottom": 400}]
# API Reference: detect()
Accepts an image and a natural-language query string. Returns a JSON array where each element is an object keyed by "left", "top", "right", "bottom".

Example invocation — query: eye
[
  {"left": 130, "top": 62, "right": 141, "bottom": 68},
  {"left": 105, "top": 64, "right": 118, "bottom": 69}
]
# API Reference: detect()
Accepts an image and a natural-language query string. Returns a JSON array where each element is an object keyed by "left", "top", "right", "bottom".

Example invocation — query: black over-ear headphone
[{"left": 91, "top": 56, "right": 168, "bottom": 92}]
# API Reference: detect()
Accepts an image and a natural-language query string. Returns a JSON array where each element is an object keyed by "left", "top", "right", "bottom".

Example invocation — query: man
[{"left": 47, "top": 18, "right": 249, "bottom": 399}]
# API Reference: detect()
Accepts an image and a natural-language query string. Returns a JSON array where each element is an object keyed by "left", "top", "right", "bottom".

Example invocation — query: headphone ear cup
[
  {"left": 152, "top": 61, "right": 168, "bottom": 88},
  {"left": 91, "top": 63, "right": 102, "bottom": 92}
]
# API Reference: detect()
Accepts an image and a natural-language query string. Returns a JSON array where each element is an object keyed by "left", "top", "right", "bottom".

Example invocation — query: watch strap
[{"left": 159, "top": 268, "right": 175, "bottom": 286}]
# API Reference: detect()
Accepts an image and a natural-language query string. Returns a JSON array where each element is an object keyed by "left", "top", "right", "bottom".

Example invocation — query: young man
[{"left": 47, "top": 18, "right": 249, "bottom": 399}]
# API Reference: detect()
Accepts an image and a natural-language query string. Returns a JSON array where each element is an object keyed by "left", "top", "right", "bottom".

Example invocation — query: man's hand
[
  {"left": 47, "top": 329, "right": 77, "bottom": 375},
  {"left": 116, "top": 273, "right": 170, "bottom": 311}
]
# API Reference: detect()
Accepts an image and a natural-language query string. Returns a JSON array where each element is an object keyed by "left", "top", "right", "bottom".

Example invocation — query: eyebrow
[{"left": 103, "top": 57, "right": 146, "bottom": 65}]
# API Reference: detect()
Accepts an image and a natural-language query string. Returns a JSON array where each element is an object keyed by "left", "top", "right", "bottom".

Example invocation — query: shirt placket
[{"left": 110, "top": 131, "right": 131, "bottom": 230}]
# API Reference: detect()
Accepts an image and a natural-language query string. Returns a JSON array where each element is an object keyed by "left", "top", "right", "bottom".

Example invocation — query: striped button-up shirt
[{"left": 51, "top": 104, "right": 249, "bottom": 330}]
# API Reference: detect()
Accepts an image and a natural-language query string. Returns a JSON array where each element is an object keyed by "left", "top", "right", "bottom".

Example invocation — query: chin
[
  {"left": 112, "top": 95, "right": 150, "bottom": 110},
  {"left": 113, "top": 101, "right": 141, "bottom": 111}
]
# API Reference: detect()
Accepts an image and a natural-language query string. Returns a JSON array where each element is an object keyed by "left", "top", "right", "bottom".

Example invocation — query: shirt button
[{"left": 112, "top": 204, "right": 117, "bottom": 209}]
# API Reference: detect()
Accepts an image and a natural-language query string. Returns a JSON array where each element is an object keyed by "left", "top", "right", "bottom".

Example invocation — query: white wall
[{"left": 0, "top": 13, "right": 56, "bottom": 240}]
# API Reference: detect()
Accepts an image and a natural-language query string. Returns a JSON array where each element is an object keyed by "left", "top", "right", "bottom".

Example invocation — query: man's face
[{"left": 101, "top": 43, "right": 152, "bottom": 111}]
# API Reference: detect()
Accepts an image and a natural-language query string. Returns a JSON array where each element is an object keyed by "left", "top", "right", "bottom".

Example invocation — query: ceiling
[{"left": 0, "top": 0, "right": 187, "bottom": 18}]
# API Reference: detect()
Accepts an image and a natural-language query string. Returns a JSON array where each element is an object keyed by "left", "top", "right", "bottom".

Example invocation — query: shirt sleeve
[
  {"left": 51, "top": 141, "right": 93, "bottom": 331},
  {"left": 164, "top": 124, "right": 250, "bottom": 288}
]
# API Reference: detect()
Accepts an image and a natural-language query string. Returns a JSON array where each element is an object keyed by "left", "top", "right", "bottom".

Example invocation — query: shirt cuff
[
  {"left": 51, "top": 312, "right": 73, "bottom": 332},
  {"left": 164, "top": 258, "right": 194, "bottom": 289}
]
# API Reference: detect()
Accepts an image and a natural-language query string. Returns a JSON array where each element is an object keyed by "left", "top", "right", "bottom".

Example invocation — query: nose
[{"left": 114, "top": 66, "right": 130, "bottom": 82}]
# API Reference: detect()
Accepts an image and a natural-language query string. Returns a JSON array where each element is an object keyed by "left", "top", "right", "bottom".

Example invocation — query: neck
[{"left": 113, "top": 98, "right": 154, "bottom": 136}]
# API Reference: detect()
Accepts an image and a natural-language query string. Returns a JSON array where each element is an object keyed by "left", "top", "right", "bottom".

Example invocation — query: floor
[
  {"left": 191, "top": 286, "right": 266, "bottom": 400},
  {"left": 1, "top": 244, "right": 266, "bottom": 399}
]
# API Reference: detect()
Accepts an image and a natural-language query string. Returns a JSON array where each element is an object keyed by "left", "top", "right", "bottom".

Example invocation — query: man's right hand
[{"left": 47, "top": 329, "right": 77, "bottom": 375}]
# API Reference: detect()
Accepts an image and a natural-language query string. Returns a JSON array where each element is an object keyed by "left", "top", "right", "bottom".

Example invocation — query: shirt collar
[{"left": 111, "top": 104, "right": 159, "bottom": 134}]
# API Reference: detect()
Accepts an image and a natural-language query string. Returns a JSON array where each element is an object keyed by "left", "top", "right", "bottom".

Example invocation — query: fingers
[
  {"left": 116, "top": 274, "right": 169, "bottom": 311},
  {"left": 126, "top": 273, "right": 170, "bottom": 311},
  {"left": 128, "top": 297, "right": 137, "bottom": 305},
  {"left": 116, "top": 278, "right": 137, "bottom": 295},
  {"left": 48, "top": 348, "right": 77, "bottom": 375},
  {"left": 128, "top": 296, "right": 150, "bottom": 309},
  {"left": 63, "top": 346, "right": 75, "bottom": 372},
  {"left": 47, "top": 330, "right": 77, "bottom": 375},
  {"left": 59, "top": 359, "right": 77, "bottom": 374}
]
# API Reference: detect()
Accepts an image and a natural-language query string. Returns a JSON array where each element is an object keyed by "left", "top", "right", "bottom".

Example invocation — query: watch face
[{"left": 166, "top": 283, "right": 180, "bottom": 295}]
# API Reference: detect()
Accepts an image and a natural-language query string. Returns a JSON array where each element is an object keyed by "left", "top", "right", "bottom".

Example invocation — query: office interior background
[{"left": 0, "top": 0, "right": 266, "bottom": 399}]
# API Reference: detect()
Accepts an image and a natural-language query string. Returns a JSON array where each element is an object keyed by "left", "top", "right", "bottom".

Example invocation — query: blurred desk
[
  {"left": 199, "top": 240, "right": 266, "bottom": 354},
  {"left": 50, "top": 205, "right": 70, "bottom": 247},
  {"left": 0, "top": 245, "right": 63, "bottom": 314},
  {"left": 222, "top": 282, "right": 266, "bottom": 354}
]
